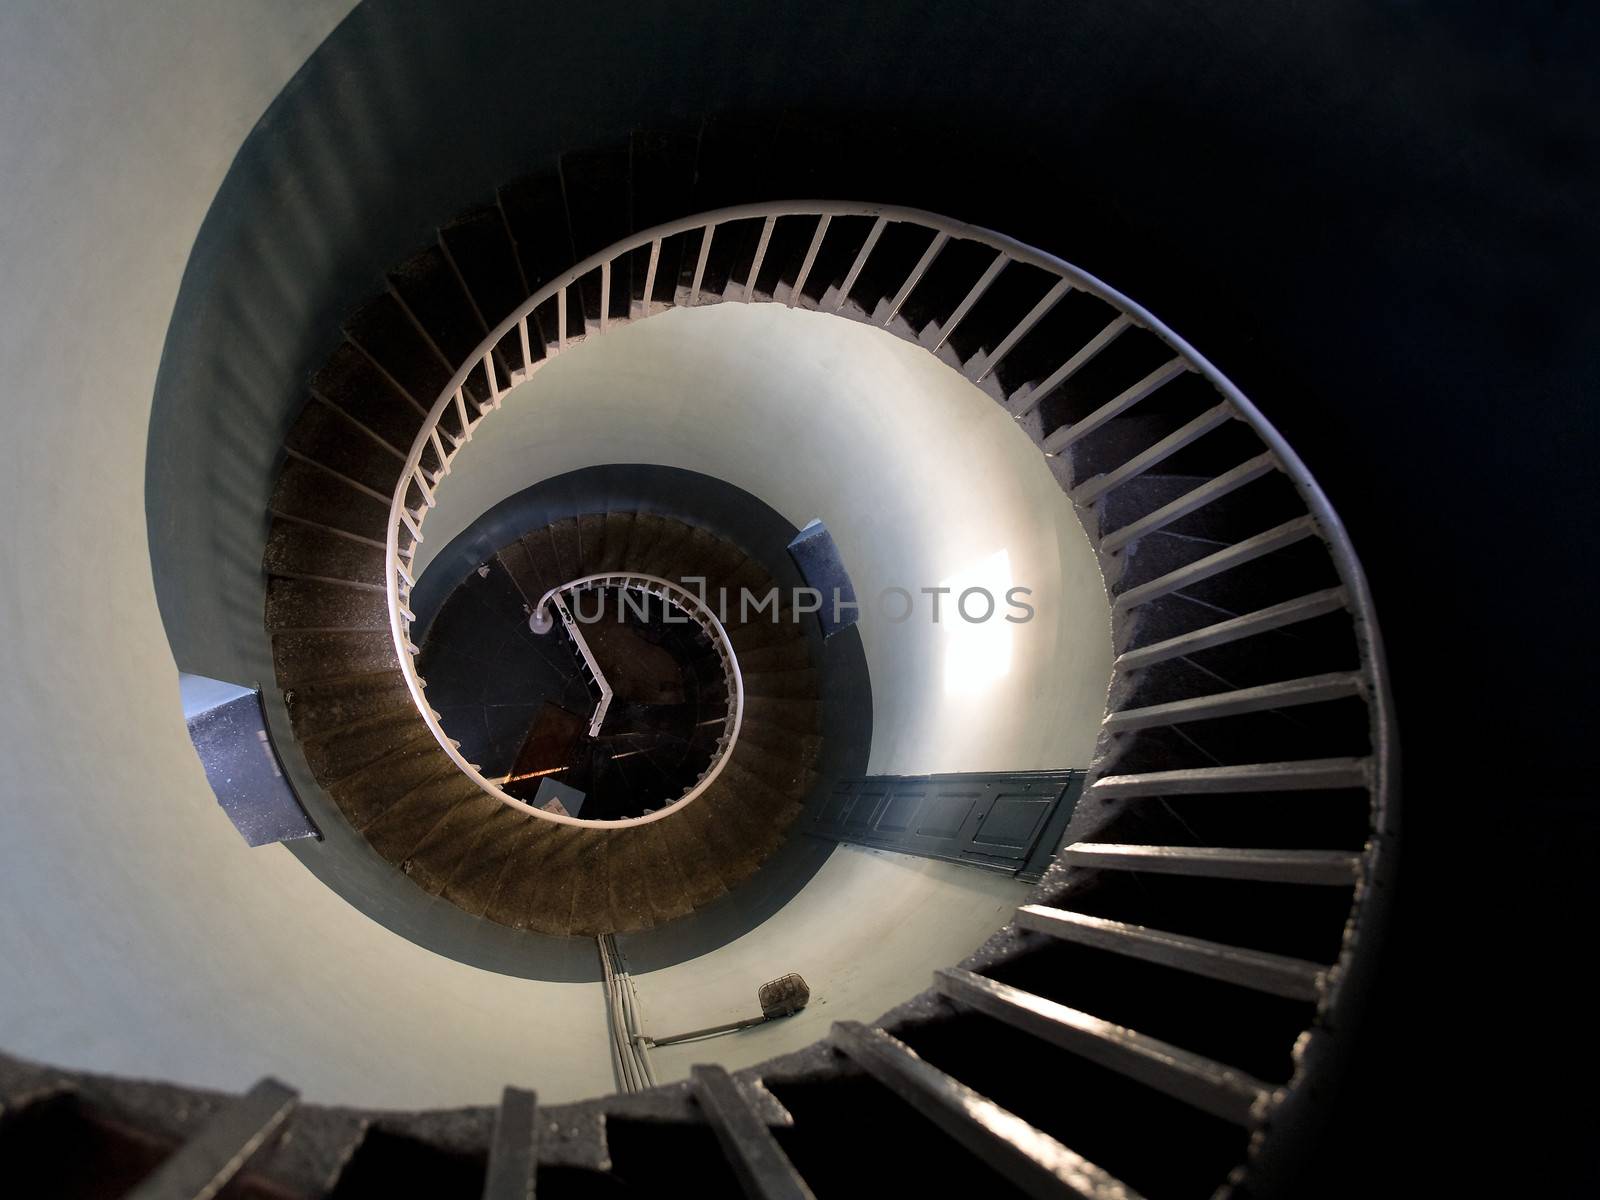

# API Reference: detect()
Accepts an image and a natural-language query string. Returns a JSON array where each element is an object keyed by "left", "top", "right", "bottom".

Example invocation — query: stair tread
[
  {"left": 298, "top": 709, "right": 430, "bottom": 784},
  {"left": 565, "top": 834, "right": 616, "bottom": 937},
  {"left": 265, "top": 518, "right": 387, "bottom": 587},
  {"left": 361, "top": 771, "right": 487, "bottom": 862},
  {"left": 1103, "top": 671, "right": 1363, "bottom": 732},
  {"left": 1114, "top": 588, "right": 1347, "bottom": 671},
  {"left": 575, "top": 513, "right": 608, "bottom": 575},
  {"left": 283, "top": 669, "right": 410, "bottom": 731},
  {"left": 658, "top": 804, "right": 731, "bottom": 909},
  {"left": 1016, "top": 904, "right": 1328, "bottom": 1001},
  {"left": 1113, "top": 516, "right": 1316, "bottom": 611},
  {"left": 269, "top": 457, "right": 390, "bottom": 544},
  {"left": 272, "top": 630, "right": 397, "bottom": 688},
  {"left": 597, "top": 511, "right": 635, "bottom": 573},
  {"left": 401, "top": 793, "right": 507, "bottom": 895},
  {"left": 266, "top": 577, "right": 388, "bottom": 633},
  {"left": 487, "top": 823, "right": 579, "bottom": 934},
  {"left": 1090, "top": 757, "right": 1371, "bottom": 797},
  {"left": 344, "top": 292, "right": 454, "bottom": 410},
  {"left": 1061, "top": 843, "right": 1361, "bottom": 885},
  {"left": 828, "top": 1020, "right": 1132, "bottom": 1199},
  {"left": 325, "top": 732, "right": 456, "bottom": 829},
  {"left": 602, "top": 827, "right": 657, "bottom": 934},
  {"left": 625, "top": 820, "right": 696, "bottom": 926},
  {"left": 740, "top": 695, "right": 823, "bottom": 735},
  {"left": 741, "top": 666, "right": 820, "bottom": 702},
  {"left": 934, "top": 967, "right": 1270, "bottom": 1126},
  {"left": 440, "top": 806, "right": 534, "bottom": 915},
  {"left": 310, "top": 341, "right": 426, "bottom": 453},
  {"left": 284, "top": 400, "right": 406, "bottom": 495}
]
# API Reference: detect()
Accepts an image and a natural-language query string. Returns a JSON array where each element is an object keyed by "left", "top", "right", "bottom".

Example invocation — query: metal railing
[
  {"left": 510, "top": 571, "right": 744, "bottom": 819},
  {"left": 382, "top": 204, "right": 1394, "bottom": 918}
]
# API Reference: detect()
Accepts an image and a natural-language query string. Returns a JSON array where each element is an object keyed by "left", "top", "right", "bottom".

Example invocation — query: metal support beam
[
  {"left": 125, "top": 1078, "right": 297, "bottom": 1200},
  {"left": 691, "top": 1066, "right": 814, "bottom": 1200},
  {"left": 482, "top": 1086, "right": 539, "bottom": 1200},
  {"left": 829, "top": 1022, "right": 1137, "bottom": 1199}
]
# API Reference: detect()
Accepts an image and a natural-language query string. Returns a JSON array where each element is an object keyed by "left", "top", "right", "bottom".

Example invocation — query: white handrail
[
  {"left": 534, "top": 571, "right": 743, "bottom": 791},
  {"left": 384, "top": 202, "right": 1392, "bottom": 859}
]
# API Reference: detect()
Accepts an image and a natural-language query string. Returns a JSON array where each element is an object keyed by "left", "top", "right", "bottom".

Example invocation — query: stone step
[
  {"left": 265, "top": 577, "right": 388, "bottom": 633},
  {"left": 283, "top": 669, "right": 411, "bottom": 732},
  {"left": 269, "top": 457, "right": 390, "bottom": 543},
  {"left": 325, "top": 733, "right": 456, "bottom": 829},
  {"left": 271, "top": 630, "right": 396, "bottom": 687},
  {"left": 299, "top": 709, "right": 430, "bottom": 785},
  {"left": 264, "top": 518, "right": 386, "bottom": 587}
]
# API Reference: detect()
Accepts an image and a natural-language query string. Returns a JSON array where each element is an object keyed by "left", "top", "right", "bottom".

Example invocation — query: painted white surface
[
  {"left": 420, "top": 302, "right": 1113, "bottom": 774},
  {"left": 0, "top": 0, "right": 621, "bottom": 1109},
  {"left": 628, "top": 845, "right": 1031, "bottom": 1084}
]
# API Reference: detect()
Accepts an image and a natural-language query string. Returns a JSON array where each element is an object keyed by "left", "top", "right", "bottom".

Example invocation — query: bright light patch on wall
[{"left": 941, "top": 550, "right": 1015, "bottom": 697}]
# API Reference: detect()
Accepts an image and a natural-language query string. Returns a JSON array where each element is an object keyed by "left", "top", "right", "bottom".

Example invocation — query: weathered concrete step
[
  {"left": 717, "top": 555, "right": 775, "bottom": 600},
  {"left": 495, "top": 541, "right": 554, "bottom": 611},
  {"left": 634, "top": 517, "right": 696, "bottom": 578},
  {"left": 699, "top": 774, "right": 788, "bottom": 863},
  {"left": 672, "top": 527, "right": 748, "bottom": 591},
  {"left": 627, "top": 820, "right": 696, "bottom": 925},
  {"left": 741, "top": 695, "right": 822, "bottom": 735},
  {"left": 517, "top": 529, "right": 566, "bottom": 598},
  {"left": 388, "top": 243, "right": 493, "bottom": 374},
  {"left": 479, "top": 818, "right": 559, "bottom": 923},
  {"left": 596, "top": 511, "right": 636, "bottom": 573},
  {"left": 657, "top": 803, "right": 730, "bottom": 909},
  {"left": 397, "top": 791, "right": 507, "bottom": 894},
  {"left": 344, "top": 293, "right": 454, "bottom": 410},
  {"left": 485, "top": 823, "right": 580, "bottom": 934},
  {"left": 310, "top": 340, "right": 426, "bottom": 454},
  {"left": 325, "top": 734, "right": 457, "bottom": 829},
  {"left": 565, "top": 834, "right": 616, "bottom": 937},
  {"left": 734, "top": 639, "right": 813, "bottom": 674},
  {"left": 684, "top": 785, "right": 774, "bottom": 895},
  {"left": 620, "top": 511, "right": 667, "bottom": 568},
  {"left": 728, "top": 619, "right": 806, "bottom": 656},
  {"left": 283, "top": 669, "right": 410, "bottom": 733},
  {"left": 284, "top": 399, "right": 407, "bottom": 496},
  {"left": 441, "top": 805, "right": 536, "bottom": 916},
  {"left": 272, "top": 630, "right": 397, "bottom": 687},
  {"left": 547, "top": 517, "right": 583, "bottom": 580},
  {"left": 741, "top": 666, "right": 820, "bottom": 702},
  {"left": 603, "top": 826, "right": 660, "bottom": 933},
  {"left": 270, "top": 457, "right": 390, "bottom": 543},
  {"left": 735, "top": 719, "right": 823, "bottom": 767},
  {"left": 439, "top": 206, "right": 526, "bottom": 332},
  {"left": 712, "top": 757, "right": 800, "bottom": 817},
  {"left": 575, "top": 513, "right": 608, "bottom": 575},
  {"left": 299, "top": 709, "right": 430, "bottom": 785},
  {"left": 359, "top": 769, "right": 484, "bottom": 863},
  {"left": 265, "top": 518, "right": 387, "bottom": 587},
  {"left": 266, "top": 577, "right": 388, "bottom": 633},
  {"left": 727, "top": 738, "right": 819, "bottom": 798}
]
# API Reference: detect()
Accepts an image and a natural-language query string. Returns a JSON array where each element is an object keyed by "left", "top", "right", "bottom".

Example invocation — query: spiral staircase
[
  {"left": 0, "top": 92, "right": 1399, "bottom": 1198},
  {"left": 270, "top": 506, "right": 819, "bottom": 936}
]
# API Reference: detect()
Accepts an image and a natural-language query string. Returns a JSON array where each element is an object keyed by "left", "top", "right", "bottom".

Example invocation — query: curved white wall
[
  {"left": 0, "top": 0, "right": 623, "bottom": 1110},
  {"left": 418, "top": 302, "right": 1113, "bottom": 774}
]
